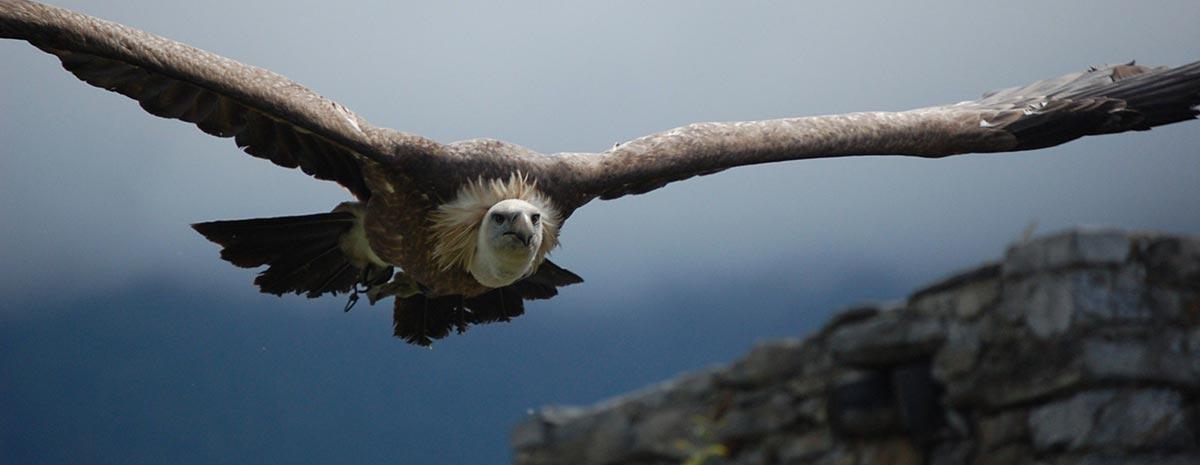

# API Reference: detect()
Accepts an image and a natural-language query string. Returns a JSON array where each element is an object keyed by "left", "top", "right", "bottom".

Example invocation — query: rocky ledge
[{"left": 511, "top": 229, "right": 1200, "bottom": 465}]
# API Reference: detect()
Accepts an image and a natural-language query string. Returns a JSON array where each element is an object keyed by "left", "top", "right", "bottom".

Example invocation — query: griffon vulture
[{"left": 2, "top": 0, "right": 1198, "bottom": 345}]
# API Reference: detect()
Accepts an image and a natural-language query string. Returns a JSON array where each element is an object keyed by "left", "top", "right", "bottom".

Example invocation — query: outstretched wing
[
  {"left": 554, "top": 60, "right": 1200, "bottom": 201},
  {"left": 0, "top": 0, "right": 440, "bottom": 199}
]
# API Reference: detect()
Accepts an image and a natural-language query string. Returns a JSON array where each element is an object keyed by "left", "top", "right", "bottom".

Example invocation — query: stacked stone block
[{"left": 512, "top": 229, "right": 1200, "bottom": 465}]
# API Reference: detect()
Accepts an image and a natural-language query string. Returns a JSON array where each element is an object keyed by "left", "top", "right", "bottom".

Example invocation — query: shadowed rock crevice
[{"left": 512, "top": 229, "right": 1200, "bottom": 465}]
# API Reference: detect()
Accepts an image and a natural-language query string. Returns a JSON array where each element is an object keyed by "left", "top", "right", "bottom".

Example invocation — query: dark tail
[
  {"left": 392, "top": 259, "right": 584, "bottom": 346},
  {"left": 193, "top": 212, "right": 392, "bottom": 298}
]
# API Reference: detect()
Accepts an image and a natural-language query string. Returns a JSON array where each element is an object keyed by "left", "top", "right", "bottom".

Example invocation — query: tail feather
[
  {"left": 256, "top": 244, "right": 348, "bottom": 296},
  {"left": 391, "top": 259, "right": 584, "bottom": 346},
  {"left": 193, "top": 211, "right": 392, "bottom": 298}
]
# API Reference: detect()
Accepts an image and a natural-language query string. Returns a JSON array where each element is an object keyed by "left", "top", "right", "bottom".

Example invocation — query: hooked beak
[{"left": 504, "top": 231, "right": 531, "bottom": 247}]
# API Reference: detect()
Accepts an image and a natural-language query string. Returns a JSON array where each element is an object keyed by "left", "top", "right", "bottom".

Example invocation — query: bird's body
[{"left": 3, "top": 0, "right": 1198, "bottom": 344}]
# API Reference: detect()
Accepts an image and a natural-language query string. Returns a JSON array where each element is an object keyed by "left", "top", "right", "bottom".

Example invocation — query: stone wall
[{"left": 511, "top": 229, "right": 1200, "bottom": 465}]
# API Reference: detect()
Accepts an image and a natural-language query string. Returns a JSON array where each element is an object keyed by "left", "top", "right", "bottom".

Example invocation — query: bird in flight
[{"left": 3, "top": 0, "right": 1198, "bottom": 345}]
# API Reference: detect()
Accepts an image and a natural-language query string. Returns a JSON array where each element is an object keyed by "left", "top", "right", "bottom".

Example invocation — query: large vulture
[{"left": 3, "top": 0, "right": 1198, "bottom": 344}]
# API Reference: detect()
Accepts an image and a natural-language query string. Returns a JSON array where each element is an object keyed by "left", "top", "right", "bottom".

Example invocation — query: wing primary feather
[
  {"left": 180, "top": 88, "right": 218, "bottom": 124},
  {"left": 142, "top": 82, "right": 202, "bottom": 119},
  {"left": 560, "top": 59, "right": 1200, "bottom": 202},
  {"left": 270, "top": 122, "right": 304, "bottom": 169},
  {"left": 1, "top": 1, "right": 431, "bottom": 200}
]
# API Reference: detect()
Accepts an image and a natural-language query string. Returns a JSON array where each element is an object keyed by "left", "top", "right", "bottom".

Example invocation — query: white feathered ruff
[{"left": 429, "top": 172, "right": 561, "bottom": 277}]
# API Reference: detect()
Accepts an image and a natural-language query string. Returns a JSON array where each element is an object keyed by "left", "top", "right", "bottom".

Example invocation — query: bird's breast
[{"left": 361, "top": 166, "right": 491, "bottom": 297}]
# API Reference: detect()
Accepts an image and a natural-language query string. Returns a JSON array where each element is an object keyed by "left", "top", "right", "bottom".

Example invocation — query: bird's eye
[
  {"left": 530, "top": 213, "right": 540, "bottom": 225},
  {"left": 491, "top": 213, "right": 505, "bottom": 224}
]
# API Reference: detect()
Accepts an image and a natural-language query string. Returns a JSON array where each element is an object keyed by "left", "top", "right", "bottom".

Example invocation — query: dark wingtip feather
[{"left": 996, "top": 59, "right": 1200, "bottom": 151}]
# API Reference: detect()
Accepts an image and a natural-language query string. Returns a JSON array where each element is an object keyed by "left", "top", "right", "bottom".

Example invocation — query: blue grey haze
[{"left": 1, "top": 1, "right": 1198, "bottom": 463}]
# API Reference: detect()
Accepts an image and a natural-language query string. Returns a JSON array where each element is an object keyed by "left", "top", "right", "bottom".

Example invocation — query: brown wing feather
[
  {"left": 551, "top": 60, "right": 1200, "bottom": 202},
  {"left": 0, "top": 0, "right": 442, "bottom": 199}
]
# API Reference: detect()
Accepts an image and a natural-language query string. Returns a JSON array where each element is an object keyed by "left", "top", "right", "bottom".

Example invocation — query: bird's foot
[{"left": 366, "top": 273, "right": 422, "bottom": 304}]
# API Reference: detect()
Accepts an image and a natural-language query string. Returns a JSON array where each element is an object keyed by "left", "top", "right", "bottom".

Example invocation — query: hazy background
[{"left": 2, "top": 1, "right": 1198, "bottom": 463}]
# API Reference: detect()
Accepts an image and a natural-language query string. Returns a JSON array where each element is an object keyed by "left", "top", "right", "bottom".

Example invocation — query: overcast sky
[
  {"left": 1, "top": 1, "right": 1198, "bottom": 463},
  {"left": 2, "top": 0, "right": 1199, "bottom": 304}
]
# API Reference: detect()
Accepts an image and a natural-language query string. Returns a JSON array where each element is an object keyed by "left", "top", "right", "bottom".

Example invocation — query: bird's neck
[{"left": 469, "top": 239, "right": 536, "bottom": 288}]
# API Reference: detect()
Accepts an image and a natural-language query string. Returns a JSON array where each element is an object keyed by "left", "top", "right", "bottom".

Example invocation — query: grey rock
[
  {"left": 911, "top": 277, "right": 1001, "bottom": 320},
  {"left": 943, "top": 328, "right": 1084, "bottom": 408},
  {"left": 795, "top": 397, "right": 827, "bottom": 425},
  {"left": 855, "top": 438, "right": 922, "bottom": 465},
  {"left": 1072, "top": 268, "right": 1149, "bottom": 323},
  {"left": 511, "top": 405, "right": 587, "bottom": 451},
  {"left": 977, "top": 409, "right": 1029, "bottom": 452},
  {"left": 996, "top": 273, "right": 1072, "bottom": 336},
  {"left": 909, "top": 263, "right": 1002, "bottom": 319},
  {"left": 774, "top": 430, "right": 833, "bottom": 464},
  {"left": 1078, "top": 330, "right": 1199, "bottom": 387},
  {"left": 997, "top": 267, "right": 1150, "bottom": 338},
  {"left": 728, "top": 448, "right": 765, "bottom": 465},
  {"left": 1146, "top": 286, "right": 1200, "bottom": 323},
  {"left": 1050, "top": 453, "right": 1200, "bottom": 465},
  {"left": 1029, "top": 390, "right": 1112, "bottom": 451},
  {"left": 973, "top": 444, "right": 1032, "bottom": 465},
  {"left": 821, "top": 304, "right": 883, "bottom": 332},
  {"left": 944, "top": 325, "right": 1200, "bottom": 409},
  {"left": 1139, "top": 235, "right": 1200, "bottom": 289},
  {"left": 510, "top": 414, "right": 550, "bottom": 451},
  {"left": 512, "top": 229, "right": 1200, "bottom": 465},
  {"left": 1003, "top": 229, "right": 1132, "bottom": 276},
  {"left": 785, "top": 376, "right": 828, "bottom": 400},
  {"left": 1029, "top": 389, "right": 1194, "bottom": 452},
  {"left": 1074, "top": 230, "right": 1137, "bottom": 267},
  {"left": 579, "top": 410, "right": 637, "bottom": 464},
  {"left": 933, "top": 322, "right": 982, "bottom": 380},
  {"left": 927, "top": 441, "right": 973, "bottom": 465},
  {"left": 721, "top": 340, "right": 808, "bottom": 387},
  {"left": 630, "top": 407, "right": 699, "bottom": 458},
  {"left": 828, "top": 311, "right": 945, "bottom": 365},
  {"left": 1089, "top": 390, "right": 1195, "bottom": 450},
  {"left": 714, "top": 388, "right": 801, "bottom": 440}
]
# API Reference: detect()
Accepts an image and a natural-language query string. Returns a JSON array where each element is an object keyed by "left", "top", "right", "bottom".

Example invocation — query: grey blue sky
[{"left": 1, "top": 1, "right": 1198, "bottom": 463}]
